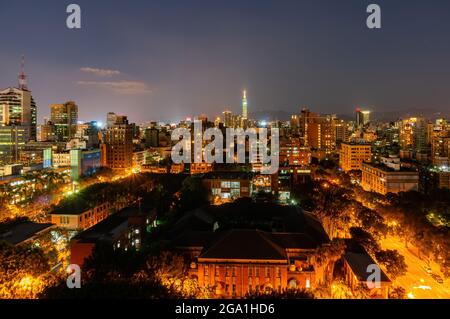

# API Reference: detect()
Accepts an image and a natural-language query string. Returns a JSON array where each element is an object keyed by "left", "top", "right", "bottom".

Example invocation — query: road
[{"left": 380, "top": 236, "right": 450, "bottom": 299}]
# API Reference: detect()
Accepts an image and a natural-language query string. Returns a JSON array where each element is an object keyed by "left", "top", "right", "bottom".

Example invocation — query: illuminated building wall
[
  {"left": 361, "top": 162, "right": 419, "bottom": 195},
  {"left": 339, "top": 142, "right": 372, "bottom": 172}
]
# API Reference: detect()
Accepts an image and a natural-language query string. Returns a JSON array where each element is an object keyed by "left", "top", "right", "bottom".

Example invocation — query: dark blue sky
[{"left": 1, "top": 0, "right": 450, "bottom": 123}]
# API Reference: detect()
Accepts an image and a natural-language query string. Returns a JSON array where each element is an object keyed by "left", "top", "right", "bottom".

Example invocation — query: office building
[
  {"left": 355, "top": 108, "right": 371, "bottom": 128},
  {"left": 50, "top": 101, "right": 78, "bottom": 141}
]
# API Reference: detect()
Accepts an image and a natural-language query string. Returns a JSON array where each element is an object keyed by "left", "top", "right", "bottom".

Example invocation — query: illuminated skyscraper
[
  {"left": 223, "top": 110, "right": 233, "bottom": 128},
  {"left": 242, "top": 90, "right": 248, "bottom": 119},
  {"left": 356, "top": 108, "right": 371, "bottom": 127},
  {"left": 0, "top": 57, "right": 37, "bottom": 164}
]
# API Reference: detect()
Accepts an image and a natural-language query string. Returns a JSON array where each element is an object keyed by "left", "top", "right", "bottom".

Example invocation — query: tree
[
  {"left": 0, "top": 241, "right": 56, "bottom": 299},
  {"left": 375, "top": 249, "right": 407, "bottom": 280},
  {"left": 145, "top": 251, "right": 213, "bottom": 298},
  {"left": 177, "top": 176, "right": 208, "bottom": 212},
  {"left": 313, "top": 239, "right": 346, "bottom": 284},
  {"left": 349, "top": 227, "right": 380, "bottom": 255},
  {"left": 389, "top": 286, "right": 406, "bottom": 299}
]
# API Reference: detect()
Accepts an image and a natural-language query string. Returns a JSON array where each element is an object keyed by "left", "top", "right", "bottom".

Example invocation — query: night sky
[{"left": 1, "top": 0, "right": 450, "bottom": 124}]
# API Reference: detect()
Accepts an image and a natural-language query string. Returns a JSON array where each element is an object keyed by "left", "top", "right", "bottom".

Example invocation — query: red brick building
[{"left": 169, "top": 202, "right": 331, "bottom": 298}]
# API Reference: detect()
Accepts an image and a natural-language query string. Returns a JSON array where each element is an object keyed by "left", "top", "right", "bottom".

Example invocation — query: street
[{"left": 381, "top": 236, "right": 450, "bottom": 299}]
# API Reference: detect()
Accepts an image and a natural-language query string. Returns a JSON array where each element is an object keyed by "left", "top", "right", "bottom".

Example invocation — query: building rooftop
[
  {"left": 199, "top": 229, "right": 287, "bottom": 261},
  {"left": 0, "top": 221, "right": 54, "bottom": 246},
  {"left": 170, "top": 199, "right": 330, "bottom": 244},
  {"left": 170, "top": 200, "right": 330, "bottom": 260},
  {"left": 72, "top": 206, "right": 146, "bottom": 244},
  {"left": 344, "top": 252, "right": 391, "bottom": 283},
  {"left": 363, "top": 161, "right": 418, "bottom": 173}
]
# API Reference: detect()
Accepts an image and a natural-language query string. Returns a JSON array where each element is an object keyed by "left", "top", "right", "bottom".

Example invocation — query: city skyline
[{"left": 1, "top": 0, "right": 450, "bottom": 124}]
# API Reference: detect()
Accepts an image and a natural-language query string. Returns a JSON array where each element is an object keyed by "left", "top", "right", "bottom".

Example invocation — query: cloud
[
  {"left": 80, "top": 67, "right": 121, "bottom": 77},
  {"left": 76, "top": 81, "right": 152, "bottom": 94}
]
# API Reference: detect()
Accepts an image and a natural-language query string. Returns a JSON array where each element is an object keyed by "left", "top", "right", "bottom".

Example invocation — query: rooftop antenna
[{"left": 18, "top": 55, "right": 28, "bottom": 90}]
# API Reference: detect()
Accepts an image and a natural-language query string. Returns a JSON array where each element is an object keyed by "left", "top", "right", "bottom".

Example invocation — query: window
[
  {"left": 230, "top": 182, "right": 240, "bottom": 189},
  {"left": 204, "top": 266, "right": 209, "bottom": 277},
  {"left": 248, "top": 266, "right": 253, "bottom": 277},
  {"left": 230, "top": 188, "right": 240, "bottom": 197},
  {"left": 221, "top": 181, "right": 231, "bottom": 188},
  {"left": 215, "top": 265, "right": 220, "bottom": 277},
  {"left": 265, "top": 267, "right": 270, "bottom": 278}
]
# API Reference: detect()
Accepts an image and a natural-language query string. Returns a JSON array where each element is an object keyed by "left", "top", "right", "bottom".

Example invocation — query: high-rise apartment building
[
  {"left": 300, "top": 109, "right": 336, "bottom": 154},
  {"left": 339, "top": 142, "right": 372, "bottom": 172},
  {"left": 103, "top": 116, "right": 133, "bottom": 170}
]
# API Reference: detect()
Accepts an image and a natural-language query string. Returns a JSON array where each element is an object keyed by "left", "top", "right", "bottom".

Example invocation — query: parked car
[
  {"left": 423, "top": 265, "right": 432, "bottom": 274},
  {"left": 431, "top": 274, "right": 444, "bottom": 284}
]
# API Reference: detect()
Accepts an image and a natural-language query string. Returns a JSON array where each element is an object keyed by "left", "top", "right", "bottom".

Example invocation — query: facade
[
  {"left": 144, "top": 127, "right": 160, "bottom": 147},
  {"left": 70, "top": 149, "right": 101, "bottom": 181},
  {"left": 193, "top": 230, "right": 318, "bottom": 298},
  {"left": 0, "top": 87, "right": 37, "bottom": 140},
  {"left": 171, "top": 204, "right": 331, "bottom": 299},
  {"left": 361, "top": 160, "right": 419, "bottom": 195},
  {"left": 431, "top": 129, "right": 450, "bottom": 165},
  {"left": 132, "top": 150, "right": 147, "bottom": 167},
  {"left": 300, "top": 109, "right": 337, "bottom": 154},
  {"left": 339, "top": 142, "right": 372, "bottom": 172},
  {"left": 190, "top": 162, "right": 213, "bottom": 175},
  {"left": 0, "top": 125, "right": 30, "bottom": 164},
  {"left": 435, "top": 168, "right": 450, "bottom": 189},
  {"left": 104, "top": 116, "right": 133, "bottom": 170},
  {"left": 50, "top": 101, "right": 78, "bottom": 141},
  {"left": 279, "top": 137, "right": 311, "bottom": 166},
  {"left": 50, "top": 202, "right": 112, "bottom": 230},
  {"left": 49, "top": 149, "right": 101, "bottom": 180},
  {"left": 70, "top": 207, "right": 151, "bottom": 266},
  {"left": 202, "top": 172, "right": 252, "bottom": 203},
  {"left": 38, "top": 121, "right": 56, "bottom": 142},
  {"left": 355, "top": 109, "right": 370, "bottom": 128},
  {"left": 343, "top": 251, "right": 391, "bottom": 299},
  {"left": 0, "top": 85, "right": 37, "bottom": 164},
  {"left": 106, "top": 112, "right": 117, "bottom": 128}
]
